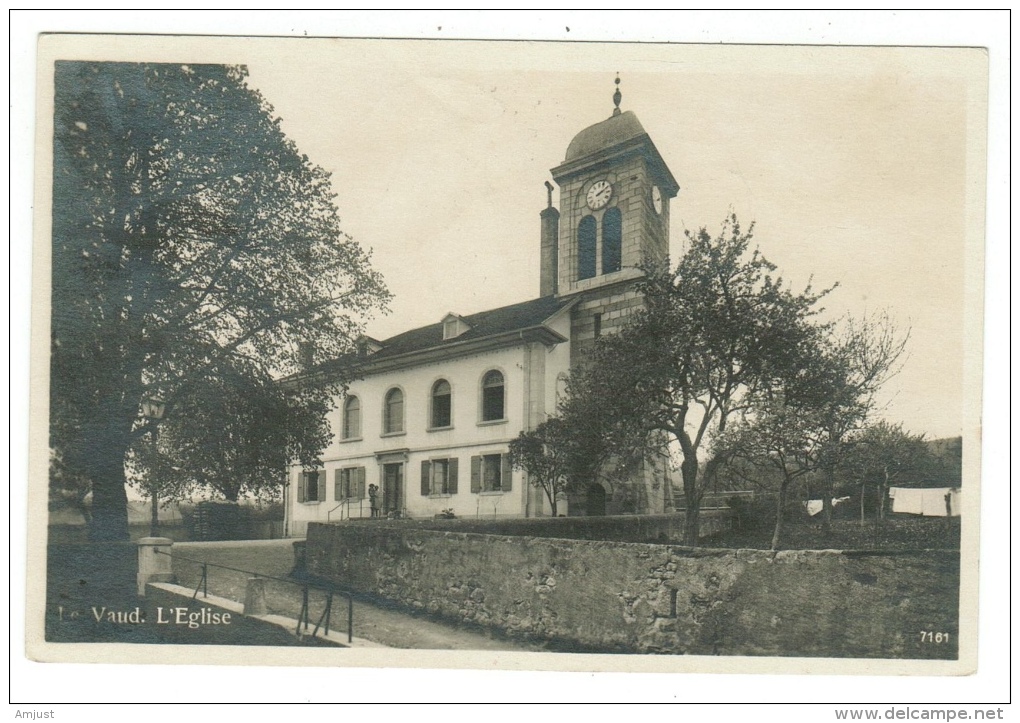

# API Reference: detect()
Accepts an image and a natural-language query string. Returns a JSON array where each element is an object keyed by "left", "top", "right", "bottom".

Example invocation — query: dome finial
[{"left": 612, "top": 74, "right": 622, "bottom": 116}]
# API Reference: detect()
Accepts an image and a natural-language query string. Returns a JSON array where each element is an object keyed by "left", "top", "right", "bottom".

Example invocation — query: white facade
[{"left": 287, "top": 305, "right": 573, "bottom": 536}]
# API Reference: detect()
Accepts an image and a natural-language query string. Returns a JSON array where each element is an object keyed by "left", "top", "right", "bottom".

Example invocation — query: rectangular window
[
  {"left": 298, "top": 471, "right": 323, "bottom": 503},
  {"left": 471, "top": 454, "right": 513, "bottom": 493},
  {"left": 334, "top": 467, "right": 366, "bottom": 501},
  {"left": 420, "top": 458, "right": 459, "bottom": 496},
  {"left": 593, "top": 312, "right": 602, "bottom": 339}
]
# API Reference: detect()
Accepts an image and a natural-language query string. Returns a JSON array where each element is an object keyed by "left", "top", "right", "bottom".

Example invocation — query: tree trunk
[
  {"left": 87, "top": 452, "right": 130, "bottom": 541},
  {"left": 84, "top": 399, "right": 137, "bottom": 542},
  {"left": 878, "top": 468, "right": 890, "bottom": 521},
  {"left": 820, "top": 462, "right": 835, "bottom": 533},
  {"left": 75, "top": 488, "right": 93, "bottom": 526},
  {"left": 860, "top": 479, "right": 866, "bottom": 526},
  {"left": 771, "top": 479, "right": 789, "bottom": 551},
  {"left": 684, "top": 504, "right": 701, "bottom": 546},
  {"left": 680, "top": 456, "right": 700, "bottom": 545}
]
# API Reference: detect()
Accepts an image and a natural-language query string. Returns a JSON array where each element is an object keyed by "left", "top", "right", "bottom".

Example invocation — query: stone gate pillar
[{"left": 137, "top": 536, "right": 174, "bottom": 596}]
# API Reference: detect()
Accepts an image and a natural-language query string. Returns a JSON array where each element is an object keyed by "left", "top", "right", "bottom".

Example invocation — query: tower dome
[{"left": 564, "top": 110, "right": 648, "bottom": 163}]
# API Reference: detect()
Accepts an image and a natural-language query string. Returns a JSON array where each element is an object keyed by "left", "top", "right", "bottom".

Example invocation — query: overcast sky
[{"left": 237, "top": 41, "right": 983, "bottom": 440}]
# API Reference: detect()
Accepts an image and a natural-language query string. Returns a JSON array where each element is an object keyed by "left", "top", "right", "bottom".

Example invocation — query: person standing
[{"left": 368, "top": 483, "right": 379, "bottom": 517}]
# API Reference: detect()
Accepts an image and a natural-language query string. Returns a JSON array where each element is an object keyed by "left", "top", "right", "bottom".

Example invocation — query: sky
[{"left": 238, "top": 41, "right": 983, "bottom": 440}]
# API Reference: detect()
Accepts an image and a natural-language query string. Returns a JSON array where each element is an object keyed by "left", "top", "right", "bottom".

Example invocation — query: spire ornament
[{"left": 612, "top": 74, "right": 622, "bottom": 116}]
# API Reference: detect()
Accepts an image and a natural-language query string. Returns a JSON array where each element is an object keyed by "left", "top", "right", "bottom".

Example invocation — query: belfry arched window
[
  {"left": 602, "top": 207, "right": 622, "bottom": 274},
  {"left": 577, "top": 215, "right": 597, "bottom": 280}
]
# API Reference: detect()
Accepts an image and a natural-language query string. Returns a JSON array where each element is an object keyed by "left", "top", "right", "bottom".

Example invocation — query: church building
[{"left": 285, "top": 82, "right": 679, "bottom": 537}]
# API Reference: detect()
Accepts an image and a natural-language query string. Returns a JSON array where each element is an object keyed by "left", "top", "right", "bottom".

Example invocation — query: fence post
[{"left": 136, "top": 537, "right": 174, "bottom": 596}]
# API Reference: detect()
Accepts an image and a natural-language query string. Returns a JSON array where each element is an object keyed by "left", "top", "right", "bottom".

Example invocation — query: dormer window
[
  {"left": 442, "top": 313, "right": 470, "bottom": 340},
  {"left": 356, "top": 335, "right": 382, "bottom": 357}
]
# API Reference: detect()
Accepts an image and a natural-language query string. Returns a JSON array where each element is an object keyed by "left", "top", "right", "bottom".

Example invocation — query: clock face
[
  {"left": 586, "top": 180, "right": 613, "bottom": 210},
  {"left": 652, "top": 185, "right": 663, "bottom": 215}
]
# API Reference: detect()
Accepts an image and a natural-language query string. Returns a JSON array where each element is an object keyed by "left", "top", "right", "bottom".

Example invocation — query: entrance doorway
[
  {"left": 382, "top": 463, "right": 403, "bottom": 516},
  {"left": 586, "top": 483, "right": 607, "bottom": 516}
]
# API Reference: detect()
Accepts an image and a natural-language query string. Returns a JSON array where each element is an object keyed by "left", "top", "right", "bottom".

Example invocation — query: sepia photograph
[{"left": 14, "top": 12, "right": 1006, "bottom": 708}]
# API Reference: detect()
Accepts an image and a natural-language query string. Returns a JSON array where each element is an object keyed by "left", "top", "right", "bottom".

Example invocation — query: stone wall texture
[{"left": 306, "top": 523, "right": 959, "bottom": 658}]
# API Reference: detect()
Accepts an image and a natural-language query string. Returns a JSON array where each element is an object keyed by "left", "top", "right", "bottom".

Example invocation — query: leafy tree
[
  {"left": 130, "top": 371, "right": 333, "bottom": 504},
  {"left": 716, "top": 396, "right": 823, "bottom": 550},
  {"left": 813, "top": 313, "right": 909, "bottom": 529},
  {"left": 842, "top": 422, "right": 932, "bottom": 521},
  {"left": 924, "top": 436, "right": 963, "bottom": 489},
  {"left": 508, "top": 399, "right": 648, "bottom": 517},
  {"left": 508, "top": 418, "right": 574, "bottom": 517},
  {"left": 714, "top": 328, "right": 840, "bottom": 548},
  {"left": 565, "top": 215, "right": 830, "bottom": 544},
  {"left": 50, "top": 62, "right": 389, "bottom": 540},
  {"left": 49, "top": 446, "right": 93, "bottom": 526}
]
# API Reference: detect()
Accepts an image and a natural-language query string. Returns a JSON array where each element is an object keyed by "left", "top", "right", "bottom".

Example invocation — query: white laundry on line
[{"left": 889, "top": 487, "right": 960, "bottom": 516}]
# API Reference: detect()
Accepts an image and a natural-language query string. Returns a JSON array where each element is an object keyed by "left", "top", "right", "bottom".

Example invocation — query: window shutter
[
  {"left": 421, "top": 460, "right": 431, "bottom": 496},
  {"left": 448, "top": 458, "right": 459, "bottom": 495},
  {"left": 357, "top": 467, "right": 366, "bottom": 499},
  {"left": 334, "top": 469, "right": 343, "bottom": 501},
  {"left": 297, "top": 473, "right": 306, "bottom": 503},
  {"left": 501, "top": 455, "right": 512, "bottom": 492},
  {"left": 317, "top": 472, "right": 326, "bottom": 501},
  {"left": 471, "top": 456, "right": 481, "bottom": 493}
]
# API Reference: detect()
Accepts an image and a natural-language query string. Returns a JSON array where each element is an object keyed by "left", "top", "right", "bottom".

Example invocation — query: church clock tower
[{"left": 547, "top": 78, "right": 680, "bottom": 364}]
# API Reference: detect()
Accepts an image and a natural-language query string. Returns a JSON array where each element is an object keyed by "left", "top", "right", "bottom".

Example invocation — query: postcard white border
[{"left": 11, "top": 10, "right": 1010, "bottom": 705}]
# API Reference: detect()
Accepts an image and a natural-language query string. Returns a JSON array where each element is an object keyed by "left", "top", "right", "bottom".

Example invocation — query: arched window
[
  {"left": 481, "top": 370, "right": 505, "bottom": 422},
  {"left": 342, "top": 396, "right": 361, "bottom": 439},
  {"left": 383, "top": 388, "right": 404, "bottom": 434},
  {"left": 602, "top": 207, "right": 622, "bottom": 274},
  {"left": 431, "top": 379, "right": 452, "bottom": 428},
  {"left": 577, "top": 215, "right": 597, "bottom": 280}
]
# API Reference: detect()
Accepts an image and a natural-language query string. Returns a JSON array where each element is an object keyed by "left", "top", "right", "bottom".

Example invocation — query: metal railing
[
  {"left": 327, "top": 499, "right": 349, "bottom": 522},
  {"left": 153, "top": 548, "right": 354, "bottom": 643}
]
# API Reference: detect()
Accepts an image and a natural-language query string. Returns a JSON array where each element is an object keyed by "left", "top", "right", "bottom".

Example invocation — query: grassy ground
[{"left": 701, "top": 515, "right": 961, "bottom": 551}]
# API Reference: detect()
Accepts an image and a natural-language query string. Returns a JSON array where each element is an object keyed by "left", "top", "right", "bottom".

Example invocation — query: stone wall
[{"left": 306, "top": 523, "right": 959, "bottom": 658}]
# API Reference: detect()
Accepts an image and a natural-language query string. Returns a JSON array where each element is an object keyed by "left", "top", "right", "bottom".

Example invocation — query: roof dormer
[
  {"left": 356, "top": 335, "right": 383, "bottom": 357},
  {"left": 442, "top": 313, "right": 471, "bottom": 341}
]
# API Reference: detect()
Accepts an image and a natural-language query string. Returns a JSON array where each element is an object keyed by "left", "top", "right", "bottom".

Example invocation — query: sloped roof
[{"left": 371, "top": 295, "right": 573, "bottom": 360}]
